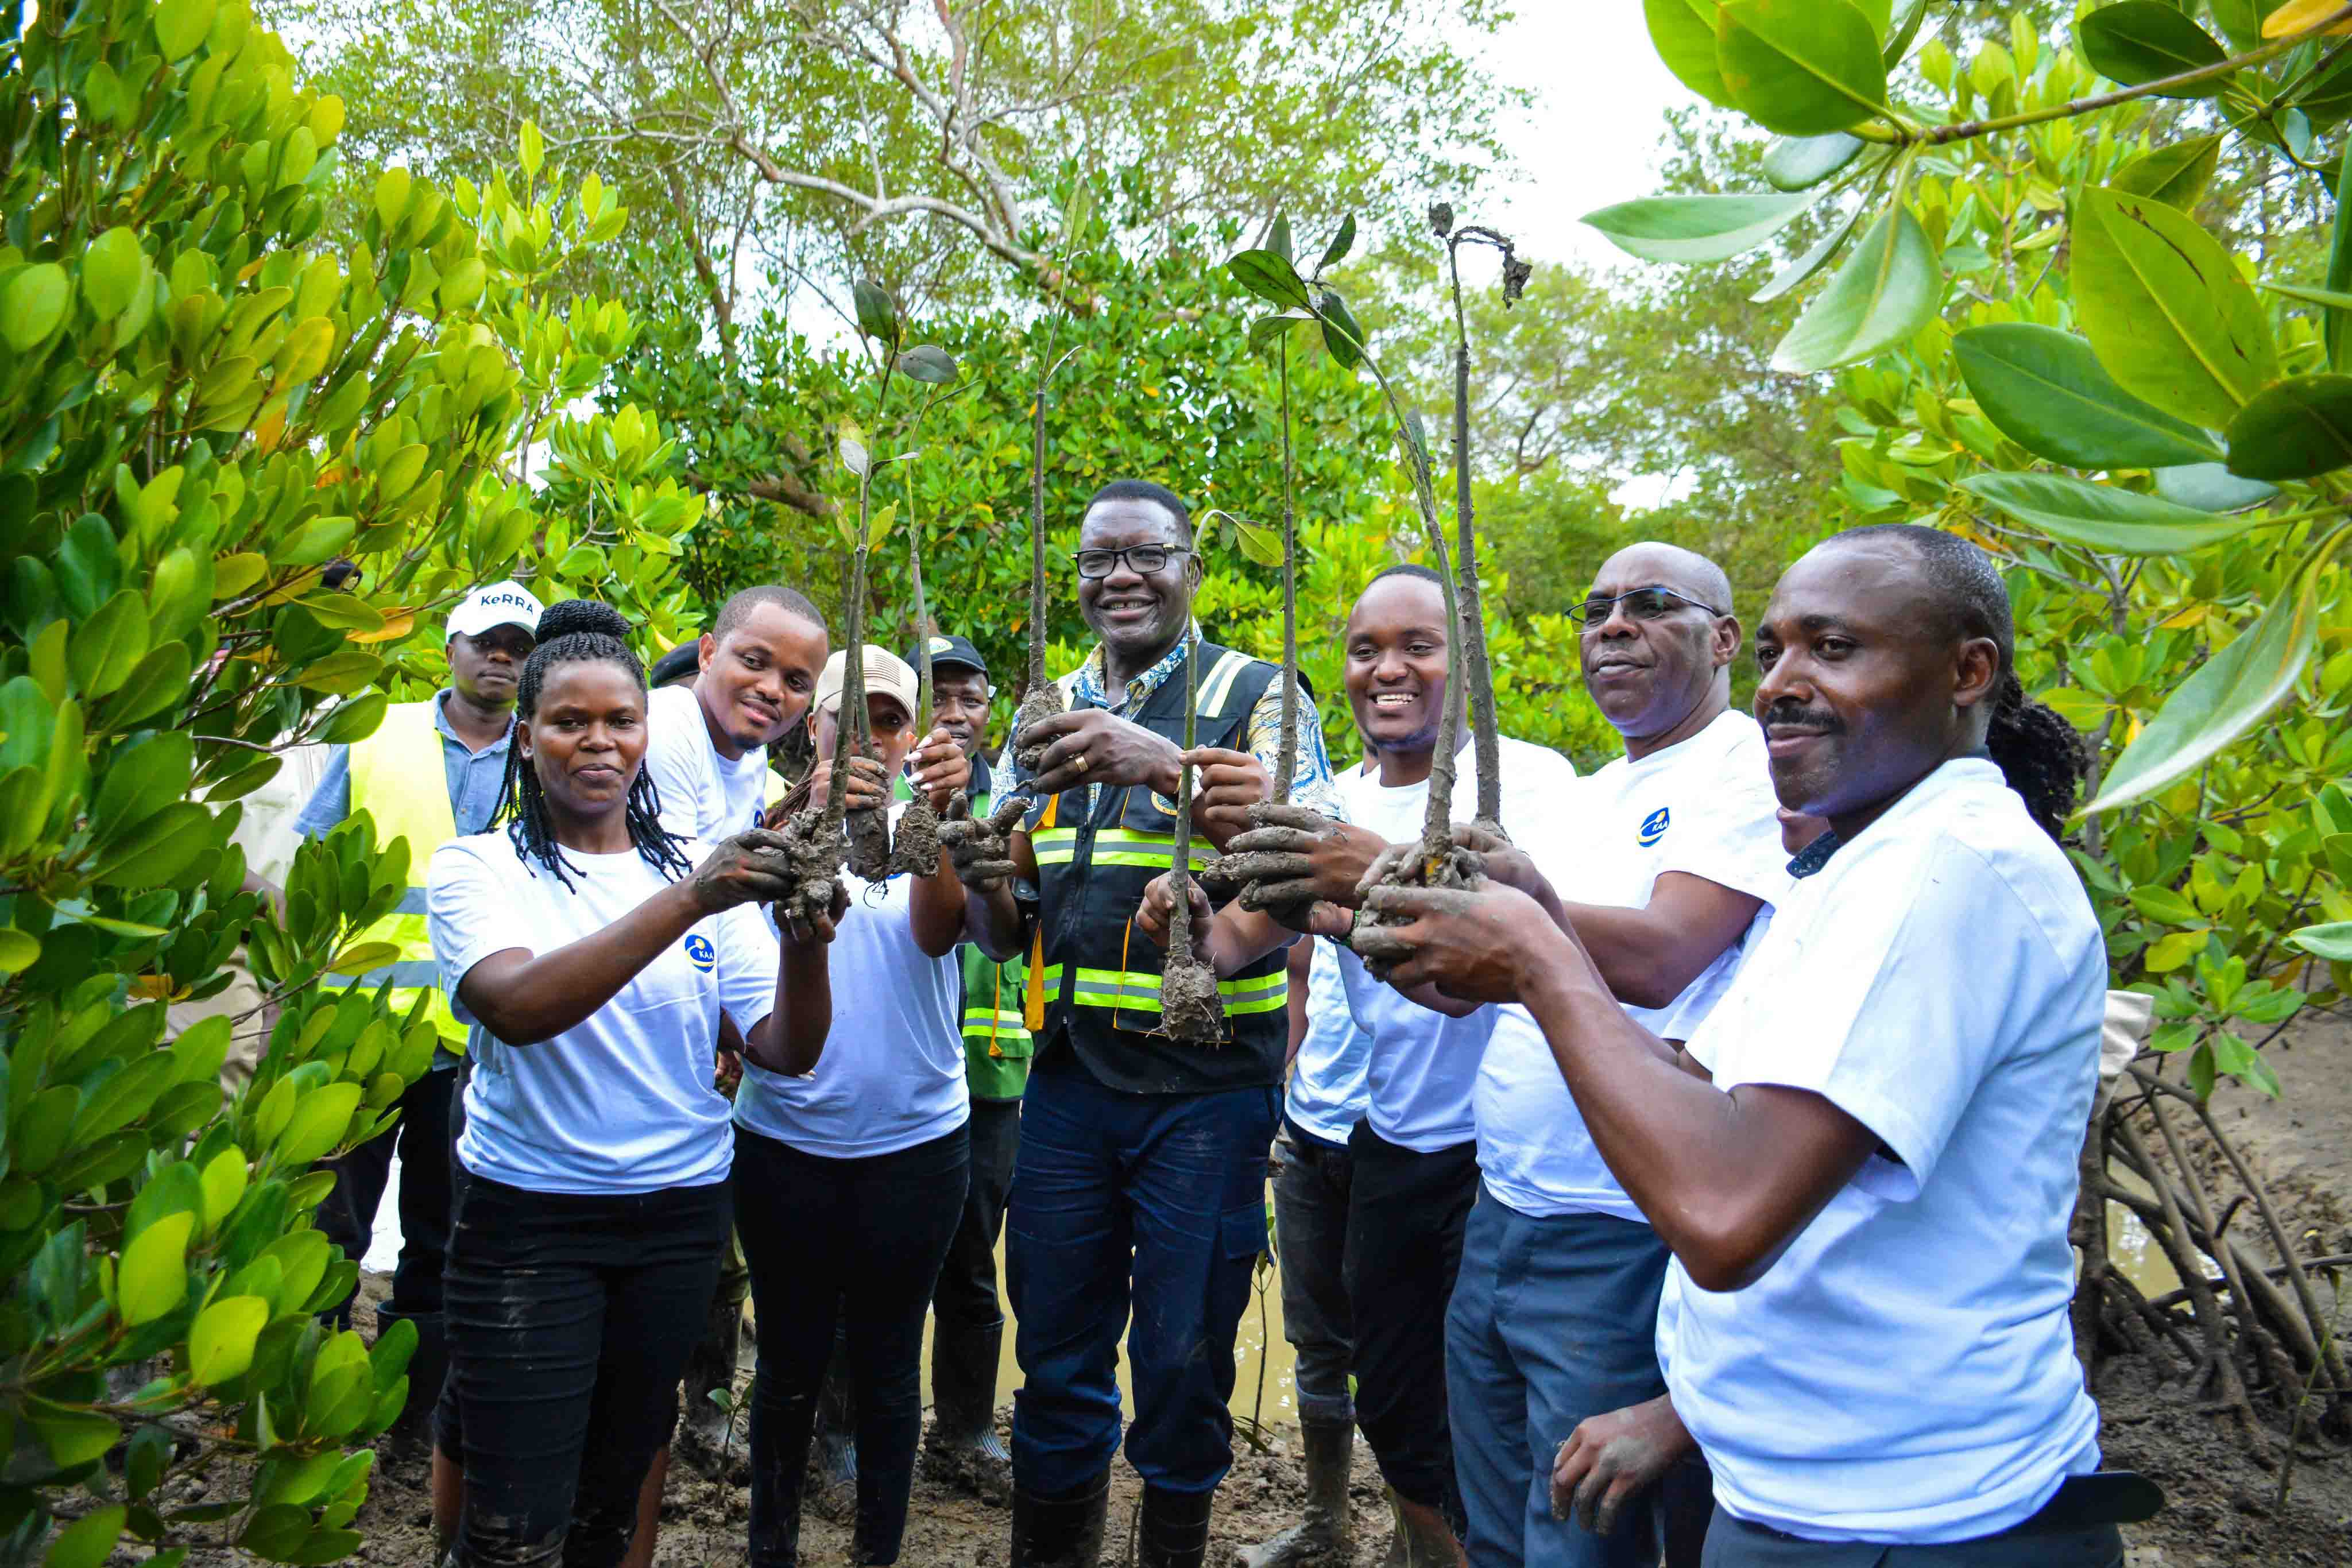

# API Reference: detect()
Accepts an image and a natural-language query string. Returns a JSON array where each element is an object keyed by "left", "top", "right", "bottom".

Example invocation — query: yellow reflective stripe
[
  {"left": 964, "top": 1009, "right": 1030, "bottom": 1029},
  {"left": 1197, "top": 651, "right": 1251, "bottom": 718},
  {"left": 1034, "top": 827, "right": 1210, "bottom": 869}
]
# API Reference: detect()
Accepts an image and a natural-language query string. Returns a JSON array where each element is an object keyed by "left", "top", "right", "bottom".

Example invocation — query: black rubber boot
[
  {"left": 676, "top": 1290, "right": 747, "bottom": 1481},
  {"left": 1136, "top": 1484, "right": 1215, "bottom": 1568},
  {"left": 374, "top": 1308, "right": 447, "bottom": 1464},
  {"left": 924, "top": 1319, "right": 1011, "bottom": 1500},
  {"left": 1010, "top": 1468, "right": 1111, "bottom": 1568},
  {"left": 1239, "top": 1419, "right": 1353, "bottom": 1566}
]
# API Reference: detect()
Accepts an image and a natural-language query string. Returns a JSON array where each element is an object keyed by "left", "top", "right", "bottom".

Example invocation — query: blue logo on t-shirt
[
  {"left": 1638, "top": 807, "right": 1670, "bottom": 847},
  {"left": 684, "top": 934, "right": 716, "bottom": 972}
]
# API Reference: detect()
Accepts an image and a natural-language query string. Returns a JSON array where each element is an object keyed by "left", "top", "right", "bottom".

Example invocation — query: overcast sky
[{"left": 1481, "top": 5, "right": 1699, "bottom": 276}]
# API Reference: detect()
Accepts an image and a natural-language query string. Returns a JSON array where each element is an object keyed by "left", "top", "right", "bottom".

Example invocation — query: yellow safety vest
[{"left": 346, "top": 700, "right": 473, "bottom": 1054}]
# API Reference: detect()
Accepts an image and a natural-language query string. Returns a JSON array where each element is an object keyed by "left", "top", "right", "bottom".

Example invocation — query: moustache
[{"left": 1762, "top": 704, "right": 1844, "bottom": 735}]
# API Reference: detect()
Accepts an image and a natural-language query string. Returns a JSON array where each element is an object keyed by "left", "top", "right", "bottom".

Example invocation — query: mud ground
[{"left": 171, "top": 1015, "right": 2352, "bottom": 1566}]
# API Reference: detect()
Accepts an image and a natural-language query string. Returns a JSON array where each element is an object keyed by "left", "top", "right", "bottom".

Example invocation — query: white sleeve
[
  {"left": 713, "top": 901, "right": 784, "bottom": 1038},
  {"left": 427, "top": 841, "right": 533, "bottom": 1025},
  {"left": 641, "top": 689, "right": 711, "bottom": 843},
  {"left": 1715, "top": 835, "right": 2026, "bottom": 1197},
  {"left": 1657, "top": 764, "right": 1786, "bottom": 907}
]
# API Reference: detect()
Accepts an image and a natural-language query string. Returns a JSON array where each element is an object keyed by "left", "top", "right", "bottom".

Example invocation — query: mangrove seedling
[
  {"left": 1005, "top": 320, "right": 1084, "bottom": 792},
  {"left": 1159, "top": 625, "right": 1224, "bottom": 1043},
  {"left": 1220, "top": 204, "right": 1527, "bottom": 961},
  {"left": 886, "top": 340, "right": 964, "bottom": 877}
]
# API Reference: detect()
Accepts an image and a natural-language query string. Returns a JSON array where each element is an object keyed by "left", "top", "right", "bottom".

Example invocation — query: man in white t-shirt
[
  {"left": 1361, "top": 527, "right": 2133, "bottom": 1566},
  {"left": 639, "top": 584, "right": 829, "bottom": 1492},
  {"left": 643, "top": 584, "right": 830, "bottom": 845}
]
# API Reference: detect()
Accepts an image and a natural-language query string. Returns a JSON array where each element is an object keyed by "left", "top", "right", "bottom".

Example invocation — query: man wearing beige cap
[{"left": 732, "top": 642, "right": 985, "bottom": 1567}]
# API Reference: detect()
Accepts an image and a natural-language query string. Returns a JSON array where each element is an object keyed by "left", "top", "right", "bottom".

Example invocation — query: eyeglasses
[
  {"left": 1569, "top": 586, "right": 1727, "bottom": 625},
  {"left": 1072, "top": 545, "right": 1190, "bottom": 579}
]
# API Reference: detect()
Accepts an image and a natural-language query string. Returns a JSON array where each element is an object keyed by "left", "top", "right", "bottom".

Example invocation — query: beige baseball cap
[{"left": 815, "top": 645, "right": 920, "bottom": 720}]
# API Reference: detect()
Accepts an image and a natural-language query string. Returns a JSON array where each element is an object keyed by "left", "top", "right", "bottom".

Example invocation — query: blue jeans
[
  {"left": 1446, "top": 1188, "right": 1670, "bottom": 1568},
  {"left": 1007, "top": 1067, "right": 1278, "bottom": 1497}
]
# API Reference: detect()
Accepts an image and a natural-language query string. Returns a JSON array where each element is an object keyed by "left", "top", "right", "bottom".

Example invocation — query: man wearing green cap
[{"left": 896, "top": 633, "right": 1031, "bottom": 1497}]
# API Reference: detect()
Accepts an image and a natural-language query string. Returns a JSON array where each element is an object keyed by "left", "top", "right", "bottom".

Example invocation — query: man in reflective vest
[
  {"left": 295, "top": 579, "right": 543, "bottom": 1441},
  {"left": 903, "top": 633, "right": 1032, "bottom": 1497},
  {"left": 952, "top": 480, "right": 1340, "bottom": 1568}
]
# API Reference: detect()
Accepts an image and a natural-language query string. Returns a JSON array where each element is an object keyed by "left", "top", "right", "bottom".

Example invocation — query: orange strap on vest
[{"left": 1023, "top": 794, "right": 1057, "bottom": 1032}]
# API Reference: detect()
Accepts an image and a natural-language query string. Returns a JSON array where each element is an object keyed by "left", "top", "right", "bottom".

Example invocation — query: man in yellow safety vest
[{"left": 293, "top": 579, "right": 543, "bottom": 1441}]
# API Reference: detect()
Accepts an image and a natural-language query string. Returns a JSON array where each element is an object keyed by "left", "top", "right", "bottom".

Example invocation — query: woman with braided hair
[{"left": 425, "top": 598, "right": 842, "bottom": 1568}]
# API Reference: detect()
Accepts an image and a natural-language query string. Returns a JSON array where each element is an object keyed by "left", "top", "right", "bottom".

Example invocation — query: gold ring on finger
[{"left": 1073, "top": 751, "right": 1090, "bottom": 775}]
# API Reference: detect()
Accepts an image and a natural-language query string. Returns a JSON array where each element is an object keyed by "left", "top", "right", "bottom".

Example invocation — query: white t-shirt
[
  {"left": 1475, "top": 710, "right": 1784, "bottom": 1221},
  {"left": 1285, "top": 937, "right": 1368, "bottom": 1145},
  {"left": 1335, "top": 736, "right": 1577, "bottom": 1152},
  {"left": 428, "top": 832, "right": 779, "bottom": 1195},
  {"left": 733, "top": 804, "right": 969, "bottom": 1159},
  {"left": 1659, "top": 757, "right": 2105, "bottom": 1543},
  {"left": 645, "top": 683, "right": 770, "bottom": 844}
]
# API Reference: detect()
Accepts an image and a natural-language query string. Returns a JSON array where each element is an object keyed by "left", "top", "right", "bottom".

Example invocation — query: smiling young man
[
  {"left": 1357, "top": 527, "right": 2125, "bottom": 1566},
  {"left": 644, "top": 584, "right": 829, "bottom": 844},
  {"left": 1217, "top": 544, "right": 1784, "bottom": 1568},
  {"left": 962, "top": 478, "right": 1338, "bottom": 1568}
]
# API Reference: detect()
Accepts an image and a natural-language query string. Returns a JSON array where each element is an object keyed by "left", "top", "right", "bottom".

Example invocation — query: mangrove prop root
[
  {"left": 1011, "top": 683, "right": 1066, "bottom": 773},
  {"left": 846, "top": 805, "right": 893, "bottom": 883},
  {"left": 774, "top": 812, "right": 848, "bottom": 933},
  {"left": 1158, "top": 958, "right": 1224, "bottom": 1044},
  {"left": 887, "top": 796, "right": 942, "bottom": 878}
]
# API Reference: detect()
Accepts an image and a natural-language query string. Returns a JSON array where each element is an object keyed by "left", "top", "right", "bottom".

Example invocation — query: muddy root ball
[
  {"left": 1011, "top": 683, "right": 1066, "bottom": 773},
  {"left": 887, "top": 796, "right": 943, "bottom": 878},
  {"left": 1355, "top": 832, "right": 1482, "bottom": 982},
  {"left": 847, "top": 805, "right": 894, "bottom": 883},
  {"left": 773, "top": 812, "right": 847, "bottom": 932},
  {"left": 1158, "top": 959, "right": 1225, "bottom": 1044}
]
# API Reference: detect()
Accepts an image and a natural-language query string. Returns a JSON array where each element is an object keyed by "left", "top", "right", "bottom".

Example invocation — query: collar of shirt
[
  {"left": 1067, "top": 621, "right": 1204, "bottom": 716},
  {"left": 1785, "top": 754, "right": 2007, "bottom": 879},
  {"left": 433, "top": 690, "right": 516, "bottom": 757}
]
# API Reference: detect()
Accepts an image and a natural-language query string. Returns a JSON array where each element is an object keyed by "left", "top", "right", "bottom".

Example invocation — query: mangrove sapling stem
[
  {"left": 1009, "top": 329, "right": 1080, "bottom": 783},
  {"left": 1160, "top": 628, "right": 1223, "bottom": 1043},
  {"left": 1275, "top": 336, "right": 1299, "bottom": 807},
  {"left": 1442, "top": 229, "right": 1517, "bottom": 834}
]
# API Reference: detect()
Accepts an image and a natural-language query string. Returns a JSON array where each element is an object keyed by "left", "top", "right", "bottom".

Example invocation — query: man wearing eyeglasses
[
  {"left": 970, "top": 478, "right": 1338, "bottom": 1568},
  {"left": 1444, "top": 541, "right": 1787, "bottom": 1568}
]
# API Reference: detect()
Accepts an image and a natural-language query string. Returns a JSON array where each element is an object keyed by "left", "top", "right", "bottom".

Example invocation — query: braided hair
[
  {"left": 494, "top": 598, "right": 695, "bottom": 891},
  {"left": 1841, "top": 524, "right": 2090, "bottom": 841}
]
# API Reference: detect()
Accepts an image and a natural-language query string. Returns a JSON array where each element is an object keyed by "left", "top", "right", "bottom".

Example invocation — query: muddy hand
[
  {"left": 840, "top": 753, "right": 893, "bottom": 814},
  {"left": 691, "top": 828, "right": 799, "bottom": 915},
  {"left": 1550, "top": 1396, "right": 1695, "bottom": 1536},
  {"left": 780, "top": 876, "right": 851, "bottom": 947},
  {"left": 1183, "top": 746, "right": 1272, "bottom": 847},
  {"left": 1216, "top": 804, "right": 1383, "bottom": 913},
  {"left": 1352, "top": 880, "right": 1545, "bottom": 1005},
  {"left": 938, "top": 792, "right": 1017, "bottom": 889},
  {"left": 907, "top": 725, "right": 970, "bottom": 811},
  {"left": 1136, "top": 872, "right": 1213, "bottom": 951}
]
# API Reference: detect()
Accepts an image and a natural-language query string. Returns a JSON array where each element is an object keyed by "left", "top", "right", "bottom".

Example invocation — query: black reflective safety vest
[{"left": 1020, "top": 640, "right": 1289, "bottom": 1095}]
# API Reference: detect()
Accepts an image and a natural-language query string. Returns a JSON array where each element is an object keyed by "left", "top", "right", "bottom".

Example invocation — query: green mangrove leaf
[
  {"left": 1716, "top": 0, "right": 1891, "bottom": 136},
  {"left": 2224, "top": 374, "right": 2352, "bottom": 479},
  {"left": 1769, "top": 204, "right": 1940, "bottom": 374},
  {"left": 1762, "top": 132, "right": 1866, "bottom": 191},
  {"left": 1951, "top": 323, "right": 2221, "bottom": 469},
  {"left": 1958, "top": 472, "right": 2274, "bottom": 553},
  {"left": 2076, "top": 2, "right": 2230, "bottom": 98},
  {"left": 1582, "top": 191, "right": 1816, "bottom": 265},
  {"left": 2073, "top": 186, "right": 2277, "bottom": 429},
  {"left": 2110, "top": 134, "right": 2223, "bottom": 209}
]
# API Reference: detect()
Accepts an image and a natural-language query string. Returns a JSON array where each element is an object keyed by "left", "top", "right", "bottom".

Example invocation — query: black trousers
[
  {"left": 931, "top": 1096, "right": 1020, "bottom": 1334},
  {"left": 1344, "top": 1121, "right": 1479, "bottom": 1519},
  {"left": 1701, "top": 1509, "right": 2126, "bottom": 1566},
  {"left": 318, "top": 1058, "right": 459, "bottom": 1319},
  {"left": 736, "top": 1123, "right": 970, "bottom": 1566},
  {"left": 442, "top": 1171, "right": 732, "bottom": 1568}
]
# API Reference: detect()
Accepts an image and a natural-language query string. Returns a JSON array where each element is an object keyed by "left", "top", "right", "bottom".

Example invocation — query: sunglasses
[{"left": 1569, "top": 586, "right": 1726, "bottom": 625}]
